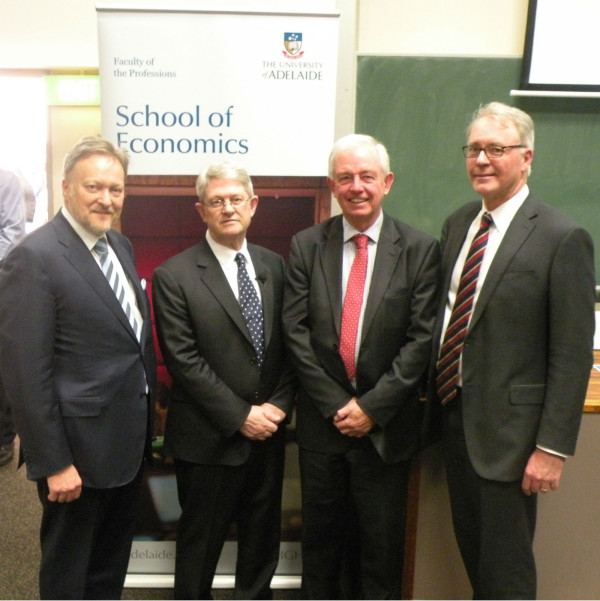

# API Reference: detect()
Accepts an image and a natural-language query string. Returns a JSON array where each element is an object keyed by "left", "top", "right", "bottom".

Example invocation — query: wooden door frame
[{"left": 125, "top": 174, "right": 331, "bottom": 225}]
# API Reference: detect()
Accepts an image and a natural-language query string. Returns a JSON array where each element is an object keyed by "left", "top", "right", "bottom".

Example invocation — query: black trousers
[
  {"left": 36, "top": 467, "right": 143, "bottom": 600},
  {"left": 299, "top": 440, "right": 410, "bottom": 600},
  {"left": 173, "top": 435, "right": 285, "bottom": 600},
  {"left": 0, "top": 374, "right": 15, "bottom": 446},
  {"left": 442, "top": 395, "right": 537, "bottom": 600}
]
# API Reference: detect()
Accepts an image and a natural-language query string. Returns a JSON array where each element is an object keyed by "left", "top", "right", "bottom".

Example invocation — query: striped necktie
[
  {"left": 435, "top": 213, "right": 493, "bottom": 404},
  {"left": 94, "top": 237, "right": 142, "bottom": 342}
]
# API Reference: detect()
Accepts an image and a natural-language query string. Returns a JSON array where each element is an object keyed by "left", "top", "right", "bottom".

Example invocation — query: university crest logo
[{"left": 283, "top": 32, "right": 303, "bottom": 58}]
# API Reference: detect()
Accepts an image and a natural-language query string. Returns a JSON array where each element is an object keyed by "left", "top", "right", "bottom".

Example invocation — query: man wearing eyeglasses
[
  {"left": 427, "top": 102, "right": 595, "bottom": 599},
  {"left": 152, "top": 162, "right": 295, "bottom": 599}
]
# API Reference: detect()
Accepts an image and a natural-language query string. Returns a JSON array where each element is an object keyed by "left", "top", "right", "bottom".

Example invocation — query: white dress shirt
[{"left": 205, "top": 231, "right": 262, "bottom": 302}]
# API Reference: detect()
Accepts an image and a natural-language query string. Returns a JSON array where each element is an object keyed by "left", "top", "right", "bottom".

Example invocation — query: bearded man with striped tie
[
  {"left": 0, "top": 137, "right": 156, "bottom": 599},
  {"left": 428, "top": 102, "right": 595, "bottom": 599}
]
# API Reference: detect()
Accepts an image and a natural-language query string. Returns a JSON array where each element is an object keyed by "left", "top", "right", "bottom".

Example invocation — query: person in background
[
  {"left": 283, "top": 134, "right": 440, "bottom": 599},
  {"left": 0, "top": 168, "right": 25, "bottom": 467},
  {"left": 0, "top": 137, "right": 156, "bottom": 599},
  {"left": 428, "top": 102, "right": 595, "bottom": 599},
  {"left": 152, "top": 161, "right": 295, "bottom": 599}
]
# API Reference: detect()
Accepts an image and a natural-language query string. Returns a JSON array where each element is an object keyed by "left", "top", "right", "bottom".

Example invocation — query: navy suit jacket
[
  {"left": 0, "top": 211, "right": 156, "bottom": 488},
  {"left": 427, "top": 194, "right": 595, "bottom": 481},
  {"left": 152, "top": 238, "right": 295, "bottom": 466},
  {"left": 283, "top": 213, "right": 440, "bottom": 464}
]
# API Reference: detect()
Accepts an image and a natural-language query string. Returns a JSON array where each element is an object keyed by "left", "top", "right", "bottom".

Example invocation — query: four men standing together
[{"left": 0, "top": 100, "right": 595, "bottom": 600}]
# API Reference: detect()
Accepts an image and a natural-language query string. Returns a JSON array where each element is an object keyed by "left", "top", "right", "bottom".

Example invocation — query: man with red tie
[{"left": 283, "top": 134, "right": 440, "bottom": 599}]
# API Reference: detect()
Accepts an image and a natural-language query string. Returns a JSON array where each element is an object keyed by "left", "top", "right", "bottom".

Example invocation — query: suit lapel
[
  {"left": 442, "top": 204, "right": 481, "bottom": 296},
  {"left": 196, "top": 240, "right": 253, "bottom": 347},
  {"left": 54, "top": 214, "right": 139, "bottom": 342},
  {"left": 361, "top": 216, "right": 402, "bottom": 342},
  {"left": 470, "top": 197, "right": 537, "bottom": 329},
  {"left": 319, "top": 219, "right": 345, "bottom": 335}
]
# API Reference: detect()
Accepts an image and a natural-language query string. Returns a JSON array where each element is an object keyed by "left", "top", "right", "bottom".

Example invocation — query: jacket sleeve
[{"left": 0, "top": 243, "right": 73, "bottom": 479}]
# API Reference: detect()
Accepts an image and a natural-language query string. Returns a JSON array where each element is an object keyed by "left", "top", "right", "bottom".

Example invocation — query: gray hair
[
  {"left": 63, "top": 136, "right": 129, "bottom": 179},
  {"left": 467, "top": 102, "right": 535, "bottom": 151},
  {"left": 328, "top": 134, "right": 391, "bottom": 179},
  {"left": 195, "top": 161, "right": 254, "bottom": 202}
]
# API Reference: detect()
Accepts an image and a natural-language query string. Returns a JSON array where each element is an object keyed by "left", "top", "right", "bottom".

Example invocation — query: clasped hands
[
  {"left": 333, "top": 397, "right": 375, "bottom": 437},
  {"left": 240, "top": 402, "right": 286, "bottom": 441}
]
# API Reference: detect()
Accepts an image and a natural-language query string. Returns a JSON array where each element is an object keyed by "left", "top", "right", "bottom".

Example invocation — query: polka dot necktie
[
  {"left": 339, "top": 234, "right": 369, "bottom": 380},
  {"left": 94, "top": 237, "right": 142, "bottom": 342},
  {"left": 235, "top": 253, "right": 265, "bottom": 369},
  {"left": 435, "top": 213, "right": 493, "bottom": 404}
]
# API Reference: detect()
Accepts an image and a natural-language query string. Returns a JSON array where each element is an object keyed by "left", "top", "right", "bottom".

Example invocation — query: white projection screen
[{"left": 520, "top": 0, "right": 600, "bottom": 92}]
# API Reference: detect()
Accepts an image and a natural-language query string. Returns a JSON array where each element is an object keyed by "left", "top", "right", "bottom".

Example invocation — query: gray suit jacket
[
  {"left": 428, "top": 194, "right": 595, "bottom": 481},
  {"left": 0, "top": 211, "right": 156, "bottom": 488},
  {"left": 283, "top": 213, "right": 440, "bottom": 464},
  {"left": 152, "top": 239, "right": 295, "bottom": 466}
]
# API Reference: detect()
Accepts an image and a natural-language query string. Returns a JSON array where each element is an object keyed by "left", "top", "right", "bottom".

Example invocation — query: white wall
[
  {"left": 358, "top": 0, "right": 528, "bottom": 56},
  {"left": 0, "top": 0, "right": 335, "bottom": 68},
  {"left": 0, "top": 0, "right": 528, "bottom": 67}
]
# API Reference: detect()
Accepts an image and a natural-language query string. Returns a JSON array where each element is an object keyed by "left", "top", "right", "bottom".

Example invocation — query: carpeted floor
[{"left": 0, "top": 438, "right": 301, "bottom": 600}]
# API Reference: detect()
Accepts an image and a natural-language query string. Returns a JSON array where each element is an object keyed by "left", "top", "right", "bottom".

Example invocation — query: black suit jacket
[
  {"left": 283, "top": 213, "right": 440, "bottom": 463},
  {"left": 0, "top": 211, "right": 156, "bottom": 488},
  {"left": 427, "top": 194, "right": 595, "bottom": 481},
  {"left": 152, "top": 239, "right": 295, "bottom": 465}
]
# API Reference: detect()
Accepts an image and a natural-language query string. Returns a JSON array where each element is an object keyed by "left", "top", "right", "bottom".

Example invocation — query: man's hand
[
  {"left": 333, "top": 397, "right": 375, "bottom": 437},
  {"left": 239, "top": 405, "right": 279, "bottom": 441},
  {"left": 47, "top": 465, "right": 83, "bottom": 503},
  {"left": 521, "top": 448, "right": 565, "bottom": 496},
  {"left": 260, "top": 402, "right": 286, "bottom": 425}
]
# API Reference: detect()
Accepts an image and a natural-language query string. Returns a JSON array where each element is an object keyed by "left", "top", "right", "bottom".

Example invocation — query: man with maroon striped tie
[{"left": 428, "top": 102, "right": 595, "bottom": 599}]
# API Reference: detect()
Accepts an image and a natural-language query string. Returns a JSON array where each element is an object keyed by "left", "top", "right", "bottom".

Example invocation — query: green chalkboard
[{"left": 356, "top": 56, "right": 600, "bottom": 280}]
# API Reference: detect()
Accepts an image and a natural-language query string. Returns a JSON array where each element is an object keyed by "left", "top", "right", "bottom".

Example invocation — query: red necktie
[
  {"left": 435, "top": 213, "right": 493, "bottom": 404},
  {"left": 340, "top": 234, "right": 369, "bottom": 380}
]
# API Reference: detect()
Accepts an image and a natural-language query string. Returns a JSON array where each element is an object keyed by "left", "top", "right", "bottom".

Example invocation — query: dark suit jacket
[
  {"left": 283, "top": 213, "right": 440, "bottom": 464},
  {"left": 0, "top": 211, "right": 156, "bottom": 488},
  {"left": 428, "top": 194, "right": 595, "bottom": 481},
  {"left": 152, "top": 239, "right": 295, "bottom": 466}
]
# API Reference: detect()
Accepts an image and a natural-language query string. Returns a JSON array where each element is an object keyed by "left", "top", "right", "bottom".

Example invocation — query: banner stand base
[{"left": 124, "top": 574, "right": 301, "bottom": 589}]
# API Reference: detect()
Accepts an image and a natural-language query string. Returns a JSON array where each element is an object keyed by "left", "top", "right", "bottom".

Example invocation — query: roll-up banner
[
  {"left": 97, "top": 6, "right": 339, "bottom": 587},
  {"left": 96, "top": 6, "right": 340, "bottom": 176}
]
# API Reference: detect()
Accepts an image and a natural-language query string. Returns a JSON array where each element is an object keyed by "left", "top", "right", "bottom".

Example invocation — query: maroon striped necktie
[{"left": 435, "top": 213, "right": 493, "bottom": 404}]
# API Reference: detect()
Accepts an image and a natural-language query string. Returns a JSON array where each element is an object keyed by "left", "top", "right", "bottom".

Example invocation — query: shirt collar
[
  {"left": 61, "top": 206, "right": 107, "bottom": 251},
  {"left": 483, "top": 185, "right": 529, "bottom": 234},
  {"left": 342, "top": 210, "right": 384, "bottom": 244},
  {"left": 205, "top": 230, "right": 249, "bottom": 263}
]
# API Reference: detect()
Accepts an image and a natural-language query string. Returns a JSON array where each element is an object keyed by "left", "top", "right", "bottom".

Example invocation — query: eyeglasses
[
  {"left": 202, "top": 196, "right": 250, "bottom": 210},
  {"left": 462, "top": 144, "right": 526, "bottom": 159}
]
